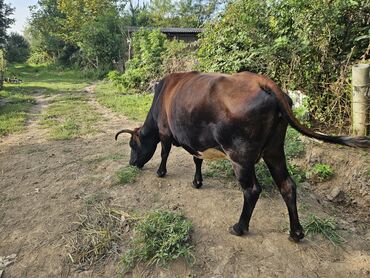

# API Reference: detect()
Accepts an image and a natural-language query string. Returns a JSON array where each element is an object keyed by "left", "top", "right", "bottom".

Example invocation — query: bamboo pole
[{"left": 352, "top": 64, "right": 369, "bottom": 136}]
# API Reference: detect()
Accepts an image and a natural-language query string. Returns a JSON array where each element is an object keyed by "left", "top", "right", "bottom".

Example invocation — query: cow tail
[{"left": 261, "top": 78, "right": 370, "bottom": 149}]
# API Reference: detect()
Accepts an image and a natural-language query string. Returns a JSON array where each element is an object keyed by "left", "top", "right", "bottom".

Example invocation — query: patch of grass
[
  {"left": 41, "top": 92, "right": 101, "bottom": 140},
  {"left": 116, "top": 165, "right": 140, "bottom": 184},
  {"left": 1, "top": 63, "right": 95, "bottom": 137},
  {"left": 311, "top": 163, "right": 334, "bottom": 181},
  {"left": 67, "top": 204, "right": 133, "bottom": 270},
  {"left": 95, "top": 81, "right": 153, "bottom": 121},
  {"left": 204, "top": 159, "right": 234, "bottom": 179},
  {"left": 120, "top": 210, "right": 193, "bottom": 271},
  {"left": 302, "top": 214, "right": 343, "bottom": 245},
  {"left": 0, "top": 90, "right": 36, "bottom": 136},
  {"left": 285, "top": 127, "right": 305, "bottom": 159}
]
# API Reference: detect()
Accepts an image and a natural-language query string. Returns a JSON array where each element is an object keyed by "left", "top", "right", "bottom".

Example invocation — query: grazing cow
[{"left": 115, "top": 71, "right": 369, "bottom": 241}]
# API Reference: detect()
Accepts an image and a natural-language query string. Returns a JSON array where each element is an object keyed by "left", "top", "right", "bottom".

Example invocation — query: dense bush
[
  {"left": 109, "top": 29, "right": 197, "bottom": 93},
  {"left": 161, "top": 40, "right": 197, "bottom": 75},
  {"left": 111, "top": 29, "right": 166, "bottom": 93},
  {"left": 5, "top": 33, "right": 30, "bottom": 63},
  {"left": 198, "top": 0, "right": 370, "bottom": 131}
]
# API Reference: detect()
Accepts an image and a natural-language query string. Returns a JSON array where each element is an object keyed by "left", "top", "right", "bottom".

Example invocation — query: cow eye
[{"left": 129, "top": 140, "right": 136, "bottom": 149}]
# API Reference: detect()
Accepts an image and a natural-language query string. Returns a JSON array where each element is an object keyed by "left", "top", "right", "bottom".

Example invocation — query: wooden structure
[
  {"left": 352, "top": 64, "right": 369, "bottom": 136},
  {"left": 126, "top": 26, "right": 203, "bottom": 43}
]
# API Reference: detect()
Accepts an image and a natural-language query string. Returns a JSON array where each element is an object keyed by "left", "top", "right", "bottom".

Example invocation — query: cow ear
[
  {"left": 133, "top": 133, "right": 141, "bottom": 147},
  {"left": 133, "top": 126, "right": 142, "bottom": 134}
]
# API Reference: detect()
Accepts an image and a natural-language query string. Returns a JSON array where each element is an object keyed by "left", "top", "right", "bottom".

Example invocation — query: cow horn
[{"left": 115, "top": 129, "right": 134, "bottom": 140}]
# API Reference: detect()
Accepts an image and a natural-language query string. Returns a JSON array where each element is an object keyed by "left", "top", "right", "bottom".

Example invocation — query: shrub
[
  {"left": 121, "top": 210, "right": 193, "bottom": 270},
  {"left": 161, "top": 40, "right": 197, "bottom": 75},
  {"left": 115, "top": 29, "right": 167, "bottom": 93},
  {"left": 302, "top": 214, "right": 343, "bottom": 245},
  {"left": 312, "top": 163, "right": 334, "bottom": 181},
  {"left": 198, "top": 0, "right": 369, "bottom": 132}
]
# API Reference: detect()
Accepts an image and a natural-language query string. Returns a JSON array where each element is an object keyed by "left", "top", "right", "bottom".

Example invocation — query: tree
[
  {"left": 0, "top": 0, "right": 14, "bottom": 48},
  {"left": 5, "top": 32, "right": 30, "bottom": 63},
  {"left": 58, "top": 0, "right": 120, "bottom": 44},
  {"left": 79, "top": 14, "right": 124, "bottom": 68},
  {"left": 28, "top": 0, "right": 66, "bottom": 62}
]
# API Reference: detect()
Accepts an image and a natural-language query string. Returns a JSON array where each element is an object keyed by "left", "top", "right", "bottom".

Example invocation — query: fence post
[
  {"left": 352, "top": 64, "right": 369, "bottom": 136},
  {"left": 0, "top": 49, "right": 4, "bottom": 90}
]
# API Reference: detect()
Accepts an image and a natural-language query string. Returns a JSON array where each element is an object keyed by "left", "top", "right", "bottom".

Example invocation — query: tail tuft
[{"left": 341, "top": 136, "right": 370, "bottom": 149}]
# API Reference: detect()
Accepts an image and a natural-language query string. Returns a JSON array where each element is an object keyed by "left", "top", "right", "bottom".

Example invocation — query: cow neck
[{"left": 140, "top": 111, "right": 159, "bottom": 140}]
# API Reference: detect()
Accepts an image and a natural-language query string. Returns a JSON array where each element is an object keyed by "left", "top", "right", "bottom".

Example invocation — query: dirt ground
[{"left": 0, "top": 86, "right": 369, "bottom": 278}]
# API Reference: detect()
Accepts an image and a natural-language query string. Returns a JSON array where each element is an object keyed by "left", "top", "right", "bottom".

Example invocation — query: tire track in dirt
[{"left": 0, "top": 85, "right": 369, "bottom": 277}]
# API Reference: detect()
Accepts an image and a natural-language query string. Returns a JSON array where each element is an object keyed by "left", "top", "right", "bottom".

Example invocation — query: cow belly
[{"left": 196, "top": 148, "right": 226, "bottom": 160}]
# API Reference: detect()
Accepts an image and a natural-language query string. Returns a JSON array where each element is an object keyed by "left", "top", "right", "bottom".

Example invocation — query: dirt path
[{"left": 0, "top": 86, "right": 369, "bottom": 278}]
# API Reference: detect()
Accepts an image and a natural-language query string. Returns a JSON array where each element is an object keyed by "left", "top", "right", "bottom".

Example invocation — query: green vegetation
[
  {"left": 41, "top": 93, "right": 101, "bottom": 140},
  {"left": 312, "top": 163, "right": 334, "bottom": 181},
  {"left": 108, "top": 29, "right": 197, "bottom": 94},
  {"left": 5, "top": 33, "right": 30, "bottom": 63},
  {"left": 95, "top": 81, "right": 153, "bottom": 121},
  {"left": 116, "top": 166, "right": 141, "bottom": 185},
  {"left": 198, "top": 0, "right": 368, "bottom": 131},
  {"left": 302, "top": 214, "right": 343, "bottom": 245},
  {"left": 121, "top": 210, "right": 193, "bottom": 270},
  {"left": 204, "top": 159, "right": 235, "bottom": 179},
  {"left": 0, "top": 64, "right": 97, "bottom": 138},
  {"left": 27, "top": 0, "right": 222, "bottom": 70},
  {"left": 285, "top": 127, "right": 305, "bottom": 159},
  {"left": 109, "top": 29, "right": 167, "bottom": 93},
  {"left": 0, "top": 90, "right": 35, "bottom": 136},
  {"left": 68, "top": 205, "right": 194, "bottom": 272}
]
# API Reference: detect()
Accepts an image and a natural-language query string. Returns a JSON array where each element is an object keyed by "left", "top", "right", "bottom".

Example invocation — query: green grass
[
  {"left": 121, "top": 210, "right": 193, "bottom": 271},
  {"left": 116, "top": 165, "right": 141, "bottom": 184},
  {"left": 204, "top": 159, "right": 235, "bottom": 179},
  {"left": 41, "top": 93, "right": 101, "bottom": 140},
  {"left": 312, "top": 163, "right": 334, "bottom": 181},
  {"left": 284, "top": 127, "right": 305, "bottom": 159},
  {"left": 302, "top": 214, "right": 343, "bottom": 245},
  {"left": 0, "top": 84, "right": 36, "bottom": 136},
  {"left": 95, "top": 81, "right": 153, "bottom": 121},
  {"left": 0, "top": 63, "right": 94, "bottom": 137}
]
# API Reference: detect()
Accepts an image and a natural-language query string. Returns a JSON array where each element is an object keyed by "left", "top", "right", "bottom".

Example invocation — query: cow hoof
[
  {"left": 192, "top": 180, "right": 203, "bottom": 189},
  {"left": 156, "top": 169, "right": 167, "bottom": 178},
  {"left": 228, "top": 224, "right": 247, "bottom": 236},
  {"left": 288, "top": 230, "right": 305, "bottom": 242}
]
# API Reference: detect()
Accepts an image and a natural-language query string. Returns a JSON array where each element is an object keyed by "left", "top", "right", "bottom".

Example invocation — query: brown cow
[{"left": 115, "top": 71, "right": 369, "bottom": 241}]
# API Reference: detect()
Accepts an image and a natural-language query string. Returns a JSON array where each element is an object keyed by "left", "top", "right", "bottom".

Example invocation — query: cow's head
[{"left": 115, "top": 127, "right": 158, "bottom": 168}]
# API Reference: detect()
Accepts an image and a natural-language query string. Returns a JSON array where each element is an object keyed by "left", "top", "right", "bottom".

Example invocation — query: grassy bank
[{"left": 95, "top": 81, "right": 153, "bottom": 122}]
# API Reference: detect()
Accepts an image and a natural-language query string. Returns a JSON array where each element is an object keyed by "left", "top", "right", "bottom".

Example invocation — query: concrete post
[{"left": 352, "top": 64, "right": 369, "bottom": 136}]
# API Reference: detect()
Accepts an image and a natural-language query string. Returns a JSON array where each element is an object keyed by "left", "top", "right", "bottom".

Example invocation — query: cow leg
[
  {"left": 263, "top": 151, "right": 304, "bottom": 242},
  {"left": 157, "top": 139, "right": 172, "bottom": 177},
  {"left": 229, "top": 162, "right": 261, "bottom": 236},
  {"left": 192, "top": 157, "right": 203, "bottom": 189}
]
